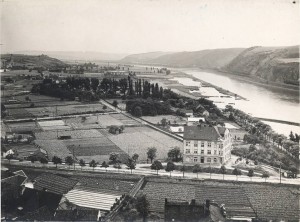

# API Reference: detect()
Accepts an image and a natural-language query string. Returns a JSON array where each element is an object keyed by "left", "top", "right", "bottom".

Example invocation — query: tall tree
[
  {"left": 151, "top": 160, "right": 164, "bottom": 175},
  {"left": 247, "top": 169, "right": 254, "bottom": 181},
  {"left": 165, "top": 161, "right": 176, "bottom": 177},
  {"left": 147, "top": 147, "right": 157, "bottom": 163},
  {"left": 100, "top": 161, "right": 109, "bottom": 172},
  {"left": 79, "top": 159, "right": 86, "bottom": 171},
  {"left": 132, "top": 153, "right": 139, "bottom": 162},
  {"left": 6, "top": 154, "right": 13, "bottom": 164},
  {"left": 232, "top": 168, "right": 242, "bottom": 181},
  {"left": 262, "top": 172, "right": 269, "bottom": 182},
  {"left": 109, "top": 152, "right": 120, "bottom": 164},
  {"left": 126, "top": 158, "right": 136, "bottom": 174},
  {"left": 65, "top": 156, "right": 74, "bottom": 169},
  {"left": 219, "top": 165, "right": 227, "bottom": 180},
  {"left": 167, "top": 147, "right": 182, "bottom": 162},
  {"left": 89, "top": 160, "right": 98, "bottom": 171}
]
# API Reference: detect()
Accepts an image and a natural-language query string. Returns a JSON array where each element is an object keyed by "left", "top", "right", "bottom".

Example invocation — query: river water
[{"left": 177, "top": 69, "right": 300, "bottom": 136}]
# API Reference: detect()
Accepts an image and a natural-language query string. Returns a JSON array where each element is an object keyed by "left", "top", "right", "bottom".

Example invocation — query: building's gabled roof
[
  {"left": 217, "top": 127, "right": 226, "bottom": 137},
  {"left": 1, "top": 174, "right": 27, "bottom": 187},
  {"left": 32, "top": 173, "right": 78, "bottom": 195},
  {"left": 184, "top": 125, "right": 224, "bottom": 141}
]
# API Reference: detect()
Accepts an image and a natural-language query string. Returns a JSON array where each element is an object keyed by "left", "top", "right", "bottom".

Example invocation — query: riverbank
[{"left": 183, "top": 67, "right": 299, "bottom": 92}]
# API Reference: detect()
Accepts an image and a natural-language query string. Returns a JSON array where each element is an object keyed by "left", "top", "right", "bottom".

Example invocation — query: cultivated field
[
  {"left": 38, "top": 120, "right": 71, "bottom": 131},
  {"left": 107, "top": 126, "right": 182, "bottom": 161},
  {"left": 34, "top": 129, "right": 103, "bottom": 140},
  {"left": 34, "top": 140, "right": 72, "bottom": 160},
  {"left": 6, "top": 121, "right": 41, "bottom": 133}
]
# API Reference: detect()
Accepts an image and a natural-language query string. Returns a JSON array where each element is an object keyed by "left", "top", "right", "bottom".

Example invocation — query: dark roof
[
  {"left": 54, "top": 209, "right": 99, "bottom": 221},
  {"left": 17, "top": 206, "right": 54, "bottom": 221},
  {"left": 195, "top": 186, "right": 256, "bottom": 218},
  {"left": 181, "top": 109, "right": 193, "bottom": 113},
  {"left": 184, "top": 125, "right": 222, "bottom": 141},
  {"left": 217, "top": 127, "right": 226, "bottom": 137},
  {"left": 1, "top": 174, "right": 27, "bottom": 187},
  {"left": 33, "top": 173, "right": 78, "bottom": 195}
]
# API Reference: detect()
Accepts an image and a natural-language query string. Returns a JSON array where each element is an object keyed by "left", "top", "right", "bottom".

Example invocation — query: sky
[{"left": 1, "top": 0, "right": 300, "bottom": 54}]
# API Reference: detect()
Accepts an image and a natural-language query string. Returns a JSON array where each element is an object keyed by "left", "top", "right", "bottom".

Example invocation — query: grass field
[
  {"left": 107, "top": 126, "right": 182, "bottom": 161},
  {"left": 34, "top": 139, "right": 72, "bottom": 159}
]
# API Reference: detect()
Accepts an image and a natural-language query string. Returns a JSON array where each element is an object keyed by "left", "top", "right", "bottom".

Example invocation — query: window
[
  {"left": 201, "top": 150, "right": 204, "bottom": 154},
  {"left": 186, "top": 149, "right": 190, "bottom": 154},
  {"left": 214, "top": 150, "right": 217, "bottom": 155},
  {"left": 219, "top": 144, "right": 223, "bottom": 149},
  {"left": 201, "top": 142, "right": 204, "bottom": 147},
  {"left": 201, "top": 157, "right": 204, "bottom": 163},
  {"left": 194, "top": 141, "right": 198, "bottom": 147},
  {"left": 214, "top": 158, "right": 217, "bottom": 163},
  {"left": 207, "top": 158, "right": 211, "bottom": 163},
  {"left": 207, "top": 150, "right": 211, "bottom": 155},
  {"left": 220, "top": 158, "right": 223, "bottom": 163},
  {"left": 208, "top": 142, "right": 211, "bottom": 147},
  {"left": 194, "top": 150, "right": 198, "bottom": 154},
  {"left": 186, "top": 141, "right": 191, "bottom": 146},
  {"left": 193, "top": 157, "right": 198, "bottom": 162},
  {"left": 214, "top": 143, "right": 217, "bottom": 148}
]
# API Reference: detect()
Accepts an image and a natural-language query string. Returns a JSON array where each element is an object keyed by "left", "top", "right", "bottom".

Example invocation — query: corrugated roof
[{"left": 184, "top": 125, "right": 222, "bottom": 141}]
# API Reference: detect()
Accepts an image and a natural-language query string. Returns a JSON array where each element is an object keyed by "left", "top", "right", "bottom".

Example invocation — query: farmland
[
  {"left": 107, "top": 126, "right": 182, "bottom": 161},
  {"left": 142, "top": 115, "right": 186, "bottom": 125},
  {"left": 6, "top": 121, "right": 41, "bottom": 133},
  {"left": 34, "top": 140, "right": 72, "bottom": 160}
]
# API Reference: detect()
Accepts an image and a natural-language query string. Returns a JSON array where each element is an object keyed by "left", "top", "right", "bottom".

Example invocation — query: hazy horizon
[{"left": 1, "top": 0, "right": 300, "bottom": 54}]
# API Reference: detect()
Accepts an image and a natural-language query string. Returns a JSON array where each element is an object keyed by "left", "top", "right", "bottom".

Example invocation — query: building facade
[{"left": 183, "top": 124, "right": 232, "bottom": 165}]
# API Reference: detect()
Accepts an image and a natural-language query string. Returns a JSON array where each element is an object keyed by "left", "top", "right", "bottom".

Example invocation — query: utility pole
[
  {"left": 209, "top": 163, "right": 212, "bottom": 179},
  {"left": 73, "top": 147, "right": 75, "bottom": 171}
]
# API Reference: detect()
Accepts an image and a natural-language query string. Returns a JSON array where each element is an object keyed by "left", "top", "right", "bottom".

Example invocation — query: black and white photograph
[{"left": 0, "top": 0, "right": 299, "bottom": 221}]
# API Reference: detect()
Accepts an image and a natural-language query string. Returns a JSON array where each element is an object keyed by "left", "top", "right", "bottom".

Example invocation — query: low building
[
  {"left": 181, "top": 109, "right": 194, "bottom": 117},
  {"left": 224, "top": 123, "right": 248, "bottom": 141},
  {"left": 183, "top": 124, "right": 232, "bottom": 164},
  {"left": 187, "top": 117, "right": 205, "bottom": 125}
]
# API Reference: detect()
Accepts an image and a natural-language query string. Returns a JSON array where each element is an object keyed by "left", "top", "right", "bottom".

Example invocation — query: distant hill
[
  {"left": 148, "top": 48, "right": 245, "bottom": 69},
  {"left": 120, "top": 51, "right": 174, "bottom": 64},
  {"left": 223, "top": 46, "right": 299, "bottom": 85},
  {"left": 14, "top": 51, "right": 129, "bottom": 61},
  {"left": 1, "top": 54, "right": 67, "bottom": 69},
  {"left": 120, "top": 46, "right": 299, "bottom": 86}
]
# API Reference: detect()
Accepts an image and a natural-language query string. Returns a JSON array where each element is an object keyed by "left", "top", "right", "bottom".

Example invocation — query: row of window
[
  {"left": 185, "top": 149, "right": 223, "bottom": 155},
  {"left": 188, "top": 156, "right": 223, "bottom": 163},
  {"left": 185, "top": 141, "right": 223, "bottom": 149}
]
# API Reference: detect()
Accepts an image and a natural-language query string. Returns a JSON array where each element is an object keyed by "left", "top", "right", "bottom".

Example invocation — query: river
[{"left": 176, "top": 68, "right": 300, "bottom": 136}]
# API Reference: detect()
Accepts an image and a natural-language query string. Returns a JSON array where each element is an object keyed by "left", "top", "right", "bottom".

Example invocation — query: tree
[
  {"left": 79, "top": 159, "right": 86, "bottom": 171},
  {"left": 165, "top": 161, "right": 176, "bottom": 177},
  {"left": 40, "top": 157, "right": 48, "bottom": 166},
  {"left": 112, "top": 100, "right": 118, "bottom": 108},
  {"left": 192, "top": 164, "right": 202, "bottom": 179},
  {"left": 89, "top": 160, "right": 98, "bottom": 171},
  {"left": 29, "top": 156, "right": 38, "bottom": 163},
  {"left": 136, "top": 194, "right": 150, "bottom": 221},
  {"left": 219, "top": 165, "right": 227, "bottom": 180},
  {"left": 147, "top": 147, "right": 157, "bottom": 163},
  {"left": 6, "top": 154, "right": 13, "bottom": 164},
  {"left": 132, "top": 153, "right": 139, "bottom": 162},
  {"left": 289, "top": 131, "right": 295, "bottom": 141},
  {"left": 167, "top": 147, "right": 182, "bottom": 162},
  {"left": 161, "top": 118, "right": 168, "bottom": 127},
  {"left": 52, "top": 156, "right": 62, "bottom": 168},
  {"left": 247, "top": 169, "right": 254, "bottom": 181},
  {"left": 100, "top": 161, "right": 109, "bottom": 172},
  {"left": 126, "top": 158, "right": 136, "bottom": 174},
  {"left": 133, "top": 106, "right": 142, "bottom": 117},
  {"left": 65, "top": 156, "right": 74, "bottom": 169},
  {"left": 113, "top": 163, "right": 122, "bottom": 172},
  {"left": 262, "top": 172, "right": 269, "bottom": 182},
  {"left": 125, "top": 209, "right": 139, "bottom": 221},
  {"left": 151, "top": 160, "right": 164, "bottom": 175},
  {"left": 109, "top": 152, "right": 120, "bottom": 164},
  {"left": 232, "top": 168, "right": 242, "bottom": 180},
  {"left": 103, "top": 105, "right": 107, "bottom": 110}
]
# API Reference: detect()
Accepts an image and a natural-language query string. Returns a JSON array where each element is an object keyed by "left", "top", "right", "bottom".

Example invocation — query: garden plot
[
  {"left": 7, "top": 108, "right": 35, "bottom": 119},
  {"left": 94, "top": 115, "right": 124, "bottom": 127},
  {"left": 38, "top": 120, "right": 71, "bottom": 131},
  {"left": 142, "top": 115, "right": 186, "bottom": 125},
  {"left": 108, "top": 126, "right": 182, "bottom": 161},
  {"left": 63, "top": 137, "right": 128, "bottom": 163},
  {"left": 35, "top": 129, "right": 104, "bottom": 140},
  {"left": 34, "top": 139, "right": 72, "bottom": 159},
  {"left": 6, "top": 121, "right": 41, "bottom": 133},
  {"left": 110, "top": 114, "right": 140, "bottom": 125}
]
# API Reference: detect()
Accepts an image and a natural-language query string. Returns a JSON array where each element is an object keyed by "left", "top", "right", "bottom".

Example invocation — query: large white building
[{"left": 183, "top": 124, "right": 232, "bottom": 165}]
